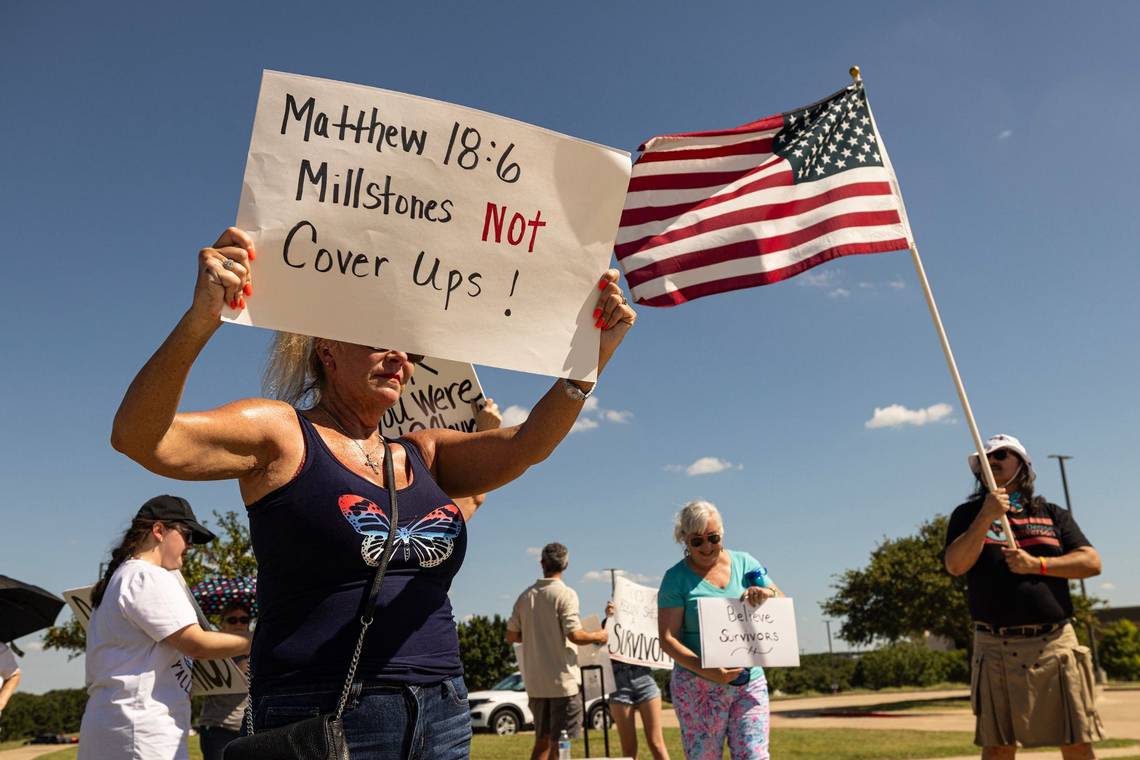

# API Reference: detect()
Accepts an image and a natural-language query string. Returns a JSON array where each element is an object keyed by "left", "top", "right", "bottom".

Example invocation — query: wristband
[
  {"left": 1039, "top": 557, "right": 1048, "bottom": 575},
  {"left": 561, "top": 378, "right": 594, "bottom": 402}
]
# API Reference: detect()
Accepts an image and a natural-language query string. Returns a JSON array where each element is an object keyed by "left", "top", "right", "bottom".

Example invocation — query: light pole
[
  {"left": 1048, "top": 454, "right": 1106, "bottom": 684},
  {"left": 825, "top": 620, "right": 838, "bottom": 692}
]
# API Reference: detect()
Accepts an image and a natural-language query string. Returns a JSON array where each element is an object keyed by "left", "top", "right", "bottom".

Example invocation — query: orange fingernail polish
[
  {"left": 229, "top": 300, "right": 237, "bottom": 309},
  {"left": 248, "top": 247, "right": 257, "bottom": 261},
  {"left": 243, "top": 283, "right": 253, "bottom": 297},
  {"left": 238, "top": 297, "right": 246, "bottom": 309}
]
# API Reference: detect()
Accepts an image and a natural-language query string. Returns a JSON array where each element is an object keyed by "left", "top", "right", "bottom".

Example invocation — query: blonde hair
[
  {"left": 673, "top": 500, "right": 723, "bottom": 545},
  {"left": 262, "top": 332, "right": 325, "bottom": 408}
]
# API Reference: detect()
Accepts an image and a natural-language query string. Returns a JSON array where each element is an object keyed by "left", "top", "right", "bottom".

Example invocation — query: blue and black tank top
[{"left": 247, "top": 411, "right": 468, "bottom": 691}]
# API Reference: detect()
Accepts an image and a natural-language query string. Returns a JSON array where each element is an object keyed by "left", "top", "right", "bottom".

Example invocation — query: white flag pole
[{"left": 851, "top": 65, "right": 1016, "bottom": 549}]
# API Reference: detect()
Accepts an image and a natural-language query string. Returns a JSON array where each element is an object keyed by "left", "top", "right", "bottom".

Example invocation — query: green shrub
[
  {"left": 855, "top": 641, "right": 965, "bottom": 690},
  {"left": 0, "top": 689, "right": 87, "bottom": 741},
  {"left": 1099, "top": 620, "right": 1140, "bottom": 681}
]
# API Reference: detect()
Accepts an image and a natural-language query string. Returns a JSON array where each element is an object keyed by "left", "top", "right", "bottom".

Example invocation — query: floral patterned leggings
[{"left": 671, "top": 667, "right": 770, "bottom": 759}]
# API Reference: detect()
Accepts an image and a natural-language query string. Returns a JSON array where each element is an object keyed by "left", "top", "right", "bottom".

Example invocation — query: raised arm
[
  {"left": 110, "top": 228, "right": 291, "bottom": 481},
  {"left": 415, "top": 270, "right": 636, "bottom": 497}
]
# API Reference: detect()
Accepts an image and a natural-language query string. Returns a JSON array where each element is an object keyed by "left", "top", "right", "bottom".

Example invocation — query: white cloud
[
  {"left": 887, "top": 279, "right": 905, "bottom": 290},
  {"left": 525, "top": 547, "right": 542, "bottom": 557},
  {"left": 828, "top": 287, "right": 851, "bottom": 299},
  {"left": 865, "top": 403, "right": 954, "bottom": 429},
  {"left": 582, "top": 569, "right": 660, "bottom": 584},
  {"left": 567, "top": 395, "right": 632, "bottom": 434},
  {"left": 501, "top": 404, "right": 531, "bottom": 427},
  {"left": 997, "top": 129, "right": 1013, "bottom": 140},
  {"left": 1099, "top": 581, "right": 1116, "bottom": 591},
  {"left": 571, "top": 417, "right": 600, "bottom": 433},
  {"left": 459, "top": 613, "right": 475, "bottom": 623},
  {"left": 667, "top": 456, "right": 743, "bottom": 476},
  {"left": 797, "top": 269, "right": 840, "bottom": 288}
]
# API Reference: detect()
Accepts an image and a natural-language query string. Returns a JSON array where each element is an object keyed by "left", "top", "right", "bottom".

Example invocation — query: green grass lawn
[{"left": 31, "top": 729, "right": 1138, "bottom": 760}]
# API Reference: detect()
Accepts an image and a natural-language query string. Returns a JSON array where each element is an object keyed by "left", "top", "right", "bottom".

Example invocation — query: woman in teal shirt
[{"left": 658, "top": 500, "right": 783, "bottom": 760}]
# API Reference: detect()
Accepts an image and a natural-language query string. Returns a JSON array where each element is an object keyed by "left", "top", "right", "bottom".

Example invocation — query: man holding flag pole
[{"left": 616, "top": 67, "right": 1103, "bottom": 758}]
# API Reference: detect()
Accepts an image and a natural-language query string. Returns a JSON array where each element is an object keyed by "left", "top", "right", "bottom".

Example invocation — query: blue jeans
[{"left": 252, "top": 677, "right": 472, "bottom": 760}]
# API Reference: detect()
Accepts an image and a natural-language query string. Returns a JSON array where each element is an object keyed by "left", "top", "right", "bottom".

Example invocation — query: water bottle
[{"left": 558, "top": 729, "right": 571, "bottom": 759}]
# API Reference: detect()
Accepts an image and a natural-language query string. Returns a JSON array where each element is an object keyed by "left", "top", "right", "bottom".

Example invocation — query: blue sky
[{"left": 3, "top": 1, "right": 1138, "bottom": 692}]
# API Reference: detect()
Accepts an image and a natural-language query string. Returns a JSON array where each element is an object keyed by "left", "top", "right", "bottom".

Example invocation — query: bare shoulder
[{"left": 402, "top": 429, "right": 444, "bottom": 469}]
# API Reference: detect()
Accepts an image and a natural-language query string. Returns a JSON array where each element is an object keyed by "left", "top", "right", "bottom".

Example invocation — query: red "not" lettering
[{"left": 481, "top": 202, "right": 547, "bottom": 253}]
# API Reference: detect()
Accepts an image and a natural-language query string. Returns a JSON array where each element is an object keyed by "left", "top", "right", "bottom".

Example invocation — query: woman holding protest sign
[
  {"left": 657, "top": 500, "right": 784, "bottom": 760},
  {"left": 78, "top": 496, "right": 251, "bottom": 760},
  {"left": 110, "top": 227, "right": 636, "bottom": 759},
  {"left": 604, "top": 600, "right": 671, "bottom": 760}
]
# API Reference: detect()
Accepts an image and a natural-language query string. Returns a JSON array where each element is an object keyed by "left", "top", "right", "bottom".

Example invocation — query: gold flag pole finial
[{"left": 849, "top": 65, "right": 862, "bottom": 82}]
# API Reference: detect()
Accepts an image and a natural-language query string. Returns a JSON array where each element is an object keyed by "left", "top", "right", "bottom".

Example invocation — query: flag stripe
[
  {"left": 629, "top": 226, "right": 908, "bottom": 301},
  {"left": 635, "top": 242, "right": 907, "bottom": 307},
  {"left": 634, "top": 137, "right": 776, "bottom": 165},
  {"left": 628, "top": 166, "right": 774, "bottom": 193},
  {"left": 622, "top": 187, "right": 902, "bottom": 269},
  {"left": 640, "top": 114, "right": 785, "bottom": 148},
  {"left": 616, "top": 180, "right": 897, "bottom": 259},
  {"left": 619, "top": 161, "right": 791, "bottom": 229},
  {"left": 624, "top": 210, "right": 904, "bottom": 290},
  {"left": 619, "top": 166, "right": 891, "bottom": 245}
]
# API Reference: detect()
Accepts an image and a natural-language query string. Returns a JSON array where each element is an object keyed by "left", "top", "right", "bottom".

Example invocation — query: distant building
[{"left": 1095, "top": 605, "right": 1140, "bottom": 629}]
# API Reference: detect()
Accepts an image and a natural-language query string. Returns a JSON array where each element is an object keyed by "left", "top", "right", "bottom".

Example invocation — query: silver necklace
[{"left": 320, "top": 406, "right": 384, "bottom": 474}]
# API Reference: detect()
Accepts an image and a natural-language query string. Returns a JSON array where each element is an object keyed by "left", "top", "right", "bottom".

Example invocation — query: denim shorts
[
  {"left": 251, "top": 677, "right": 471, "bottom": 760},
  {"left": 609, "top": 661, "right": 661, "bottom": 706}
]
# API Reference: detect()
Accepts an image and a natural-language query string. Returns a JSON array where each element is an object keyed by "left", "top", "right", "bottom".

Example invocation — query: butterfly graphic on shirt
[{"left": 338, "top": 494, "right": 462, "bottom": 568}]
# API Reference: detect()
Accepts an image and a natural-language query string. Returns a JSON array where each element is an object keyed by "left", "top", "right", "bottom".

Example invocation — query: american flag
[{"left": 616, "top": 84, "right": 913, "bottom": 307}]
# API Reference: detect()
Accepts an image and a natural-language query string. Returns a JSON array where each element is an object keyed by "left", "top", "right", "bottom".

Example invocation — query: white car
[{"left": 468, "top": 672, "right": 610, "bottom": 736}]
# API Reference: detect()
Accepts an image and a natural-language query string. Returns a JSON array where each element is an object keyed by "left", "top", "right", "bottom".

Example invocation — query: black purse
[{"left": 224, "top": 439, "right": 399, "bottom": 760}]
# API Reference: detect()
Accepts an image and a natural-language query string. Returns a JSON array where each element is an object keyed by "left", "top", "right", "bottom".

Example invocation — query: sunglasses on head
[
  {"left": 369, "top": 347, "right": 424, "bottom": 365},
  {"left": 987, "top": 449, "right": 1014, "bottom": 461},
  {"left": 688, "top": 533, "right": 722, "bottom": 548},
  {"left": 224, "top": 615, "right": 251, "bottom": 625}
]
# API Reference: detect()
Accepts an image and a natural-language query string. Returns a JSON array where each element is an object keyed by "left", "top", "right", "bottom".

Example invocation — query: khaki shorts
[
  {"left": 971, "top": 623, "right": 1105, "bottom": 748},
  {"left": 529, "top": 694, "right": 583, "bottom": 739}
]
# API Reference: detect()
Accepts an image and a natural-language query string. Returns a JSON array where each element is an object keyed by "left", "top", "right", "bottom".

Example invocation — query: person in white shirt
[
  {"left": 78, "top": 495, "right": 250, "bottom": 760},
  {"left": 0, "top": 641, "right": 20, "bottom": 720}
]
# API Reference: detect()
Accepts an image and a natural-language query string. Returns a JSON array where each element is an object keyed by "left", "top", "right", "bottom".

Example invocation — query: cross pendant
[{"left": 364, "top": 456, "right": 381, "bottom": 474}]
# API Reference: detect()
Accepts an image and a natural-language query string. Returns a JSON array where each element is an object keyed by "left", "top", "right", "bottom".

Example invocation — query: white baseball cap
[{"left": 967, "top": 434, "right": 1034, "bottom": 480}]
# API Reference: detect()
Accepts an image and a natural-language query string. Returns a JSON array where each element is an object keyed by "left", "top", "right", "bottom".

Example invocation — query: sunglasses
[
  {"left": 369, "top": 347, "right": 424, "bottom": 365},
  {"left": 688, "top": 533, "right": 722, "bottom": 548},
  {"left": 224, "top": 616, "right": 252, "bottom": 625},
  {"left": 987, "top": 449, "right": 1014, "bottom": 461},
  {"left": 169, "top": 524, "right": 194, "bottom": 543}
]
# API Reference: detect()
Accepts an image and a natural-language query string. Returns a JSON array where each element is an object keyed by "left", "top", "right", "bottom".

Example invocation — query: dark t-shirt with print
[{"left": 944, "top": 498, "right": 1092, "bottom": 627}]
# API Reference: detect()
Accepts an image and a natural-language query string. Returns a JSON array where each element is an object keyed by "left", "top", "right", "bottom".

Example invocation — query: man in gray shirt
[{"left": 508, "top": 543, "right": 608, "bottom": 760}]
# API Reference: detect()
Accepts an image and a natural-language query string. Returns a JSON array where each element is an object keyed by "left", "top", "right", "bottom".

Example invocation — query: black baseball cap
[{"left": 135, "top": 495, "right": 216, "bottom": 545}]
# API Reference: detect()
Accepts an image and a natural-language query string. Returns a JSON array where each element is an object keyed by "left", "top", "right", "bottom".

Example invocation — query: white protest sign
[
  {"left": 233, "top": 70, "right": 631, "bottom": 381},
  {"left": 65, "top": 579, "right": 246, "bottom": 696},
  {"left": 380, "top": 357, "right": 483, "bottom": 437},
  {"left": 608, "top": 576, "right": 673, "bottom": 670},
  {"left": 577, "top": 613, "right": 615, "bottom": 701},
  {"left": 697, "top": 597, "right": 800, "bottom": 669}
]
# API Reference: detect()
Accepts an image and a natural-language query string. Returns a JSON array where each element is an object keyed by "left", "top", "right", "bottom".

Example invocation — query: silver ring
[{"left": 222, "top": 258, "right": 235, "bottom": 271}]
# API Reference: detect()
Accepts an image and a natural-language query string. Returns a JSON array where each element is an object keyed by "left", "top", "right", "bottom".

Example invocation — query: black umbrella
[{"left": 0, "top": 575, "right": 66, "bottom": 642}]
